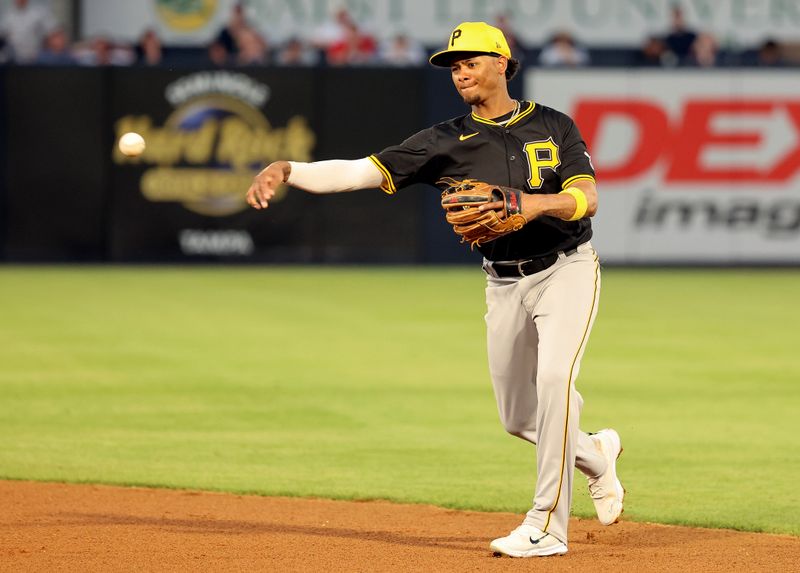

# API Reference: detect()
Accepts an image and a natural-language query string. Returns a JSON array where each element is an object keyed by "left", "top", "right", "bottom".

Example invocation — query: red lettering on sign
[
  {"left": 667, "top": 101, "right": 769, "bottom": 181},
  {"left": 768, "top": 102, "right": 800, "bottom": 180},
  {"left": 574, "top": 100, "right": 670, "bottom": 181},
  {"left": 574, "top": 98, "right": 800, "bottom": 184}
]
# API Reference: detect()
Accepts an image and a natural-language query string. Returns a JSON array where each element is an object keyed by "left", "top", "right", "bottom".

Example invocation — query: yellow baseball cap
[{"left": 429, "top": 22, "right": 512, "bottom": 67}]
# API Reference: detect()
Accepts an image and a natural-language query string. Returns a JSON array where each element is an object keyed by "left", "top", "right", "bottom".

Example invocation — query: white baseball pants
[{"left": 484, "top": 242, "right": 606, "bottom": 545}]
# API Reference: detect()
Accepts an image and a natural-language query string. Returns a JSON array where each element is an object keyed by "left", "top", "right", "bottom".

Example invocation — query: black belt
[{"left": 484, "top": 247, "right": 579, "bottom": 278}]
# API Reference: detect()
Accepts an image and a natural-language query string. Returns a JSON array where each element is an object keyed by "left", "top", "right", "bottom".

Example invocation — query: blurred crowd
[
  {"left": 0, "top": 1, "right": 426, "bottom": 67},
  {"left": 533, "top": 6, "right": 792, "bottom": 68},
  {"left": 0, "top": 1, "right": 796, "bottom": 69},
  {"left": 632, "top": 6, "right": 790, "bottom": 67}
]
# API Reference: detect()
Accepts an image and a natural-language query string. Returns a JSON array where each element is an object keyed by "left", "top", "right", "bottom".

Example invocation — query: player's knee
[
  {"left": 501, "top": 420, "right": 537, "bottom": 443},
  {"left": 505, "top": 426, "right": 527, "bottom": 439},
  {"left": 537, "top": 365, "right": 575, "bottom": 390}
]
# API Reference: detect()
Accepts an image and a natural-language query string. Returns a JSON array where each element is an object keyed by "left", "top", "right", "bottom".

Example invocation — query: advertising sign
[
  {"left": 108, "top": 67, "right": 428, "bottom": 262},
  {"left": 526, "top": 70, "right": 800, "bottom": 263},
  {"left": 3, "top": 68, "right": 108, "bottom": 261},
  {"left": 109, "top": 68, "right": 319, "bottom": 261},
  {"left": 81, "top": 0, "right": 800, "bottom": 47}
]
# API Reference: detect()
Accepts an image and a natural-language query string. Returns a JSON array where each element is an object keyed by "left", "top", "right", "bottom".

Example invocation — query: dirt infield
[{"left": 1, "top": 481, "right": 797, "bottom": 572}]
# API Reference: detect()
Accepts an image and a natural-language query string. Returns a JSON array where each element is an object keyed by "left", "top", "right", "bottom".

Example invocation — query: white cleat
[
  {"left": 588, "top": 428, "right": 625, "bottom": 525},
  {"left": 489, "top": 524, "right": 568, "bottom": 558}
]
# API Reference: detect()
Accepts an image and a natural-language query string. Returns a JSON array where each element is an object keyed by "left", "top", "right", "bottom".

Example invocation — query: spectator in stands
[
  {"left": 538, "top": 31, "right": 589, "bottom": 67},
  {"left": 134, "top": 28, "right": 163, "bottom": 66},
  {"left": 74, "top": 36, "right": 134, "bottom": 66},
  {"left": 216, "top": 1, "right": 248, "bottom": 56},
  {"left": 313, "top": 7, "right": 351, "bottom": 52},
  {"left": 235, "top": 27, "right": 269, "bottom": 66},
  {"left": 81, "top": 36, "right": 113, "bottom": 66},
  {"left": 635, "top": 35, "right": 676, "bottom": 67},
  {"left": 326, "top": 19, "right": 377, "bottom": 66},
  {"left": 275, "top": 37, "right": 318, "bottom": 66},
  {"left": 36, "top": 26, "right": 76, "bottom": 65},
  {"left": 686, "top": 32, "right": 719, "bottom": 67},
  {"left": 0, "top": 0, "right": 57, "bottom": 64},
  {"left": 664, "top": 5, "right": 697, "bottom": 64},
  {"left": 380, "top": 34, "right": 425, "bottom": 66},
  {"left": 207, "top": 39, "right": 231, "bottom": 67},
  {"left": 214, "top": 1, "right": 270, "bottom": 66},
  {"left": 756, "top": 38, "right": 785, "bottom": 67}
]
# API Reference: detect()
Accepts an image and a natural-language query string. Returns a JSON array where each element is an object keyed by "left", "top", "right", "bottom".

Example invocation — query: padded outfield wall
[
  {"left": 1, "top": 66, "right": 798, "bottom": 264},
  {"left": 0, "top": 66, "right": 479, "bottom": 264},
  {"left": 527, "top": 69, "right": 800, "bottom": 265}
]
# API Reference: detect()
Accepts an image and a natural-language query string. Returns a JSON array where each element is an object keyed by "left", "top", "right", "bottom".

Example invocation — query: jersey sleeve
[
  {"left": 558, "top": 116, "right": 596, "bottom": 189},
  {"left": 368, "top": 127, "right": 437, "bottom": 194}
]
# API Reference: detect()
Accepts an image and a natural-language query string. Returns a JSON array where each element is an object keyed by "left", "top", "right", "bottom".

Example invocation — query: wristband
[{"left": 559, "top": 187, "right": 588, "bottom": 221}]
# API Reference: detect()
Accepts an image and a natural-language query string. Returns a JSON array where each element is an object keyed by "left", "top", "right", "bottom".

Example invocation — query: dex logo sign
[
  {"left": 525, "top": 71, "right": 800, "bottom": 262},
  {"left": 574, "top": 99, "right": 800, "bottom": 184}
]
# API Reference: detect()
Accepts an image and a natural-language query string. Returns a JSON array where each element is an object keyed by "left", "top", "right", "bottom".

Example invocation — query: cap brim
[{"left": 429, "top": 50, "right": 499, "bottom": 67}]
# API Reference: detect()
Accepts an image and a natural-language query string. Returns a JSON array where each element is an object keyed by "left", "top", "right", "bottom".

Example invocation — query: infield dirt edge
[{"left": 3, "top": 480, "right": 799, "bottom": 572}]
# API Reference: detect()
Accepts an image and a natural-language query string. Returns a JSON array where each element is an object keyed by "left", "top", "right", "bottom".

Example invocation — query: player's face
[{"left": 450, "top": 55, "right": 505, "bottom": 106}]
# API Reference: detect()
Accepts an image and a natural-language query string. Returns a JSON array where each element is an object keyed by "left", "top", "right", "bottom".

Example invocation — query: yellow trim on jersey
[
  {"left": 543, "top": 253, "right": 600, "bottom": 534},
  {"left": 368, "top": 154, "right": 397, "bottom": 194},
  {"left": 561, "top": 174, "right": 595, "bottom": 188},
  {"left": 506, "top": 101, "right": 536, "bottom": 126},
  {"left": 471, "top": 113, "right": 500, "bottom": 126},
  {"left": 471, "top": 101, "right": 536, "bottom": 127}
]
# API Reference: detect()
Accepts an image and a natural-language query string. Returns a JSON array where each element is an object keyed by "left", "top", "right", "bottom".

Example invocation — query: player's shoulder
[
  {"left": 429, "top": 113, "right": 471, "bottom": 136},
  {"left": 401, "top": 114, "right": 471, "bottom": 146},
  {"left": 532, "top": 101, "right": 575, "bottom": 125}
]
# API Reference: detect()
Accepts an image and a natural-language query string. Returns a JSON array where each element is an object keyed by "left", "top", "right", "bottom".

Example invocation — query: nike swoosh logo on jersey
[{"left": 459, "top": 132, "right": 479, "bottom": 141}]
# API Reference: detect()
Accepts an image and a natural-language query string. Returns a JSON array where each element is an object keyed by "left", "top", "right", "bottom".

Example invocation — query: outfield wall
[
  {"left": 1, "top": 67, "right": 798, "bottom": 265},
  {"left": 0, "top": 66, "right": 479, "bottom": 264},
  {"left": 527, "top": 69, "right": 800, "bottom": 264}
]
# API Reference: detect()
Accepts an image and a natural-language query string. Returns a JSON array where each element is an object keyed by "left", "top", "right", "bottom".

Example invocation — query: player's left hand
[{"left": 440, "top": 179, "right": 528, "bottom": 247}]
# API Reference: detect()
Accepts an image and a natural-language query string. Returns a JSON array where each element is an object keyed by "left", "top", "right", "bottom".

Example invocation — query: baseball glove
[{"left": 439, "top": 178, "right": 528, "bottom": 247}]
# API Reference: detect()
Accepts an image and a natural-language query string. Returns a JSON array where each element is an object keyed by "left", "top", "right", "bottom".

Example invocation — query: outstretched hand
[{"left": 246, "top": 161, "right": 290, "bottom": 209}]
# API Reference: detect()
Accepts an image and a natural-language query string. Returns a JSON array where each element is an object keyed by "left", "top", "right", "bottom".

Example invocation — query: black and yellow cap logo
[{"left": 429, "top": 21, "right": 512, "bottom": 67}]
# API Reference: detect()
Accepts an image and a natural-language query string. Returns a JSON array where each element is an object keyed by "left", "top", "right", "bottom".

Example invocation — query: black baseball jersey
[{"left": 368, "top": 101, "right": 595, "bottom": 261}]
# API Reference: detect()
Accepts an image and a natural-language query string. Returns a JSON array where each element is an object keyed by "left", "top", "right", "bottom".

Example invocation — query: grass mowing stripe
[{"left": 0, "top": 267, "right": 798, "bottom": 535}]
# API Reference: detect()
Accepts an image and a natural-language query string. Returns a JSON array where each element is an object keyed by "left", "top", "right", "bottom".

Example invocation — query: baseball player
[{"left": 246, "top": 21, "right": 624, "bottom": 558}]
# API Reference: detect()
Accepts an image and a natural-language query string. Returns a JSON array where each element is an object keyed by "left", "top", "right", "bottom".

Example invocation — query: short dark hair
[
  {"left": 505, "top": 58, "right": 520, "bottom": 80},
  {"left": 441, "top": 53, "right": 520, "bottom": 81}
]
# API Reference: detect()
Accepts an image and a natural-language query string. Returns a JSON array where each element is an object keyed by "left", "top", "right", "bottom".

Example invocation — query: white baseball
[{"left": 119, "top": 132, "right": 146, "bottom": 157}]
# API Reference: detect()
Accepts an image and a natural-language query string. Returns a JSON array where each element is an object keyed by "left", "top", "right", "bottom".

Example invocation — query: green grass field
[{"left": 1, "top": 266, "right": 798, "bottom": 535}]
